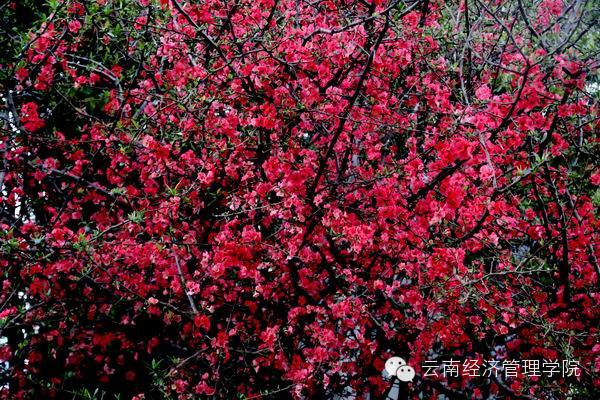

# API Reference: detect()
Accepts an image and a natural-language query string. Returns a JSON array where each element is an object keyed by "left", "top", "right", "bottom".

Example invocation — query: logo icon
[{"left": 385, "top": 356, "right": 416, "bottom": 382}]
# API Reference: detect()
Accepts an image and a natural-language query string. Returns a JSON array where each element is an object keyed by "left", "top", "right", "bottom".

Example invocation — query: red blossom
[{"left": 0, "top": 0, "right": 598, "bottom": 399}]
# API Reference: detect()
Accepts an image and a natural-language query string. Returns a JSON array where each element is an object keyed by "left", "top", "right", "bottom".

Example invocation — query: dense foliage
[{"left": 1, "top": 0, "right": 599, "bottom": 398}]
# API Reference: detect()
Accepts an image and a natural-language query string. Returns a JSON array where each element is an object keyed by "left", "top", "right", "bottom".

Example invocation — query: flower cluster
[{"left": 0, "top": 0, "right": 598, "bottom": 399}]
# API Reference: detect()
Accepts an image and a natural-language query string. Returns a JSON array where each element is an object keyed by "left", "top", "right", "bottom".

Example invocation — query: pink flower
[
  {"left": 68, "top": 20, "right": 81, "bottom": 33},
  {"left": 480, "top": 164, "right": 495, "bottom": 181},
  {"left": 475, "top": 85, "right": 492, "bottom": 100}
]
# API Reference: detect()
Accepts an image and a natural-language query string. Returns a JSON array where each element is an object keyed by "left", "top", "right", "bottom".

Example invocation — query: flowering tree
[{"left": 1, "top": 0, "right": 598, "bottom": 399}]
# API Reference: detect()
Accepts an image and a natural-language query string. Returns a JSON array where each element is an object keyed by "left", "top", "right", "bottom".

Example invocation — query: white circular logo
[
  {"left": 395, "top": 364, "right": 415, "bottom": 382},
  {"left": 385, "top": 356, "right": 415, "bottom": 382}
]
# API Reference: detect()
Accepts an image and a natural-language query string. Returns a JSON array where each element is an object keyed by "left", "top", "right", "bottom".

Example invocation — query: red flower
[{"left": 20, "top": 102, "right": 45, "bottom": 132}]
